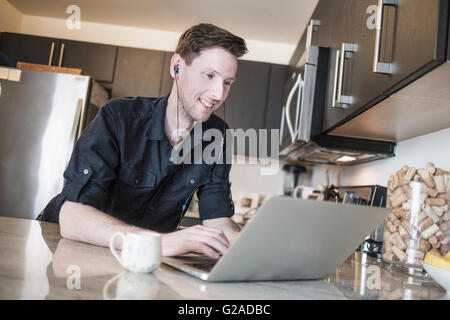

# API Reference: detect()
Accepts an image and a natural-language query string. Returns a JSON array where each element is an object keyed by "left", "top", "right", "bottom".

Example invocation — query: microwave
[{"left": 279, "top": 45, "right": 396, "bottom": 166}]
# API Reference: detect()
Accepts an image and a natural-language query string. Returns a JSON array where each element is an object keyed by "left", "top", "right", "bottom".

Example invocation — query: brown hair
[{"left": 175, "top": 23, "right": 248, "bottom": 65}]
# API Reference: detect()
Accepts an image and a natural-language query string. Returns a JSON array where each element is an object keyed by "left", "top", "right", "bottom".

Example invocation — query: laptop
[{"left": 162, "top": 196, "right": 389, "bottom": 282}]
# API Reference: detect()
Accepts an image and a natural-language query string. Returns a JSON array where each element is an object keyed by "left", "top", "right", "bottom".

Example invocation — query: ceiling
[{"left": 7, "top": 0, "right": 318, "bottom": 45}]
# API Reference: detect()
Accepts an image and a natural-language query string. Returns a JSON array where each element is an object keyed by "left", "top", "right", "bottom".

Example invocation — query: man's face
[{"left": 176, "top": 46, "right": 238, "bottom": 122}]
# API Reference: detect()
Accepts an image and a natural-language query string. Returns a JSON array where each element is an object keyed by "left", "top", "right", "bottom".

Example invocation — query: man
[{"left": 41, "top": 23, "right": 248, "bottom": 260}]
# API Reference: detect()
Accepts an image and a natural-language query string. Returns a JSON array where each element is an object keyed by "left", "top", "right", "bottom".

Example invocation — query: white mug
[
  {"left": 293, "top": 185, "right": 315, "bottom": 199},
  {"left": 109, "top": 231, "right": 161, "bottom": 273}
]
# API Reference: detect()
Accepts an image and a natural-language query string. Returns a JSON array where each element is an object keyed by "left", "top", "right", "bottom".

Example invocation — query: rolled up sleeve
[
  {"left": 42, "top": 104, "right": 120, "bottom": 223},
  {"left": 197, "top": 126, "right": 234, "bottom": 221}
]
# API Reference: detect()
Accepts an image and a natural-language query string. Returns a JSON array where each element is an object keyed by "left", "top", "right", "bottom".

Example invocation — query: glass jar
[{"left": 382, "top": 164, "right": 450, "bottom": 275}]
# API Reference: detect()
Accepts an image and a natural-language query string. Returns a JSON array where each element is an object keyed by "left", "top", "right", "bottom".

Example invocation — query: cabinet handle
[
  {"left": 58, "top": 43, "right": 65, "bottom": 67},
  {"left": 306, "top": 19, "right": 320, "bottom": 48},
  {"left": 332, "top": 43, "right": 356, "bottom": 108},
  {"left": 48, "top": 42, "right": 55, "bottom": 66},
  {"left": 373, "top": 0, "right": 397, "bottom": 74},
  {"left": 77, "top": 98, "right": 87, "bottom": 140}
]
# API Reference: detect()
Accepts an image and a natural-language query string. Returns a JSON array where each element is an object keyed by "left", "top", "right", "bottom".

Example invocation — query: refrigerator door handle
[
  {"left": 77, "top": 98, "right": 87, "bottom": 140},
  {"left": 48, "top": 42, "right": 55, "bottom": 66}
]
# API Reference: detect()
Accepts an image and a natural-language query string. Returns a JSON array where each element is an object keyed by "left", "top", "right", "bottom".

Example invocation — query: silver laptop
[{"left": 162, "top": 196, "right": 389, "bottom": 282}]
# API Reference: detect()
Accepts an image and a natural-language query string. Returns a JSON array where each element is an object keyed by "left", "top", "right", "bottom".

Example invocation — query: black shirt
[{"left": 41, "top": 94, "right": 234, "bottom": 232}]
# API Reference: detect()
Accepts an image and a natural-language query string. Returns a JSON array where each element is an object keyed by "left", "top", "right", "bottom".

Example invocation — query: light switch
[
  {"left": 0, "top": 67, "right": 9, "bottom": 80},
  {"left": 8, "top": 69, "right": 21, "bottom": 82}
]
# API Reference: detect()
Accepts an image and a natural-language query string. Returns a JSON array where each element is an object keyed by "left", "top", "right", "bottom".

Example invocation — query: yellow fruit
[{"left": 424, "top": 250, "right": 450, "bottom": 271}]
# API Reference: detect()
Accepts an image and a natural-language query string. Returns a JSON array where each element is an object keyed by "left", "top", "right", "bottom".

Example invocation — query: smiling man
[{"left": 41, "top": 23, "right": 248, "bottom": 259}]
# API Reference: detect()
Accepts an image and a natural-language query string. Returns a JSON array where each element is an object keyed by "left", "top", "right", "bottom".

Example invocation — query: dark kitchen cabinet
[
  {"left": 213, "top": 60, "right": 288, "bottom": 158},
  {"left": 0, "top": 33, "right": 117, "bottom": 83},
  {"left": 289, "top": 1, "right": 336, "bottom": 68},
  {"left": 213, "top": 59, "right": 270, "bottom": 157},
  {"left": 225, "top": 60, "right": 270, "bottom": 131},
  {"left": 160, "top": 51, "right": 174, "bottom": 96},
  {"left": 57, "top": 40, "right": 117, "bottom": 82},
  {"left": 0, "top": 33, "right": 57, "bottom": 66},
  {"left": 309, "top": 0, "right": 340, "bottom": 48},
  {"left": 263, "top": 64, "right": 290, "bottom": 157},
  {"left": 320, "top": 0, "right": 448, "bottom": 133},
  {"left": 111, "top": 46, "right": 166, "bottom": 99}
]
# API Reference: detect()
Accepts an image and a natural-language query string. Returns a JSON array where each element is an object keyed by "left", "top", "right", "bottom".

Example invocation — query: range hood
[
  {"left": 280, "top": 135, "right": 396, "bottom": 166},
  {"left": 279, "top": 45, "right": 396, "bottom": 166}
]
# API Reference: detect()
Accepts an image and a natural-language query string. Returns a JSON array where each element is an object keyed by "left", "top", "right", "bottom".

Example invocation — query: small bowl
[{"left": 423, "top": 263, "right": 450, "bottom": 293}]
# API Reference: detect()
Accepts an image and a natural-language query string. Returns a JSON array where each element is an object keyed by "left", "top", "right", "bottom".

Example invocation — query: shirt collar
[
  {"left": 144, "top": 93, "right": 169, "bottom": 141},
  {"left": 144, "top": 93, "right": 217, "bottom": 148}
]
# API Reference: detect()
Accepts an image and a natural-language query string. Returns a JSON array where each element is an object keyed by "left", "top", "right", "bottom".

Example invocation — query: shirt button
[
  {"left": 190, "top": 179, "right": 195, "bottom": 184},
  {"left": 83, "top": 169, "right": 89, "bottom": 175}
]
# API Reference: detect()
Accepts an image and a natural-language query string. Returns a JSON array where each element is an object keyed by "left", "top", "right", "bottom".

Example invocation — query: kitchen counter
[{"left": 0, "top": 216, "right": 448, "bottom": 300}]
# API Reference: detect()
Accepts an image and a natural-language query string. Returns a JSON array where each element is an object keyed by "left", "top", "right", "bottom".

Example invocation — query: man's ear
[{"left": 170, "top": 53, "right": 184, "bottom": 78}]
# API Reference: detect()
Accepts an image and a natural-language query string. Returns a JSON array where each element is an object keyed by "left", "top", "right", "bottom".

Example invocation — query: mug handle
[
  {"left": 102, "top": 272, "right": 124, "bottom": 300},
  {"left": 109, "top": 232, "right": 126, "bottom": 267},
  {"left": 293, "top": 185, "right": 303, "bottom": 198}
]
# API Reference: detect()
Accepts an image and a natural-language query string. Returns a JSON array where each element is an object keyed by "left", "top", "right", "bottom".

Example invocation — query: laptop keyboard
[{"left": 186, "top": 262, "right": 216, "bottom": 273}]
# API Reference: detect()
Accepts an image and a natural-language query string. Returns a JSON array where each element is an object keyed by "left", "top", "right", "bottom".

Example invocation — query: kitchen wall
[
  {"left": 14, "top": 14, "right": 294, "bottom": 65},
  {"left": 230, "top": 160, "right": 284, "bottom": 197},
  {"left": 339, "top": 127, "right": 450, "bottom": 187},
  {"left": 229, "top": 158, "right": 341, "bottom": 197},
  {"left": 0, "top": 0, "right": 22, "bottom": 32}
]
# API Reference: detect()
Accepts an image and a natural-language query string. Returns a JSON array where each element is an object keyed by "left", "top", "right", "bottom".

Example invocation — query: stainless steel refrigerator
[{"left": 0, "top": 67, "right": 106, "bottom": 220}]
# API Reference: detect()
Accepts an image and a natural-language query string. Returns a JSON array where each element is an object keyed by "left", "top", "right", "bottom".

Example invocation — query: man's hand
[
  {"left": 203, "top": 217, "right": 241, "bottom": 244},
  {"left": 161, "top": 225, "right": 230, "bottom": 259}
]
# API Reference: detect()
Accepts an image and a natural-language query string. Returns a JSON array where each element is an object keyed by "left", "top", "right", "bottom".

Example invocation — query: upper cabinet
[
  {"left": 322, "top": 0, "right": 448, "bottom": 133},
  {"left": 0, "top": 33, "right": 57, "bottom": 66},
  {"left": 160, "top": 52, "right": 174, "bottom": 96},
  {"left": 213, "top": 60, "right": 288, "bottom": 158},
  {"left": 111, "top": 46, "right": 166, "bottom": 98},
  {"left": 56, "top": 39, "right": 117, "bottom": 83},
  {"left": 290, "top": 0, "right": 449, "bottom": 140},
  {"left": 0, "top": 33, "right": 117, "bottom": 82}
]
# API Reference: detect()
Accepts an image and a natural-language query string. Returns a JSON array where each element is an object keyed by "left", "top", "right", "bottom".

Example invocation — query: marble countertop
[{"left": 0, "top": 216, "right": 448, "bottom": 300}]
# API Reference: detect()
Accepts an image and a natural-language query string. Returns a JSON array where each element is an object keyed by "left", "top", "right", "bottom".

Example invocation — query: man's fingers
[
  {"left": 161, "top": 225, "right": 232, "bottom": 259},
  {"left": 193, "top": 233, "right": 229, "bottom": 256},
  {"left": 195, "top": 242, "right": 221, "bottom": 260},
  {"left": 192, "top": 225, "right": 230, "bottom": 247}
]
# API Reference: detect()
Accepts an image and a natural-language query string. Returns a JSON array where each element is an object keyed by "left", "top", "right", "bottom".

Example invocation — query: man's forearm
[{"left": 59, "top": 201, "right": 146, "bottom": 249}]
